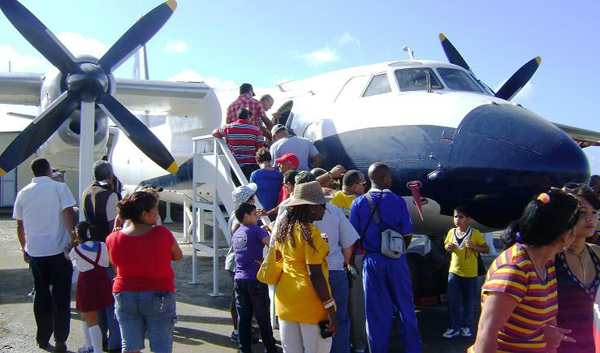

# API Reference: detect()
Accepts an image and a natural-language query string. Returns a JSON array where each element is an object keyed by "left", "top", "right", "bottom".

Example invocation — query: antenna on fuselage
[{"left": 402, "top": 46, "right": 414, "bottom": 61}]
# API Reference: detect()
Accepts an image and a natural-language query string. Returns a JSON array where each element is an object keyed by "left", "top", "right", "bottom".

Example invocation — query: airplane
[{"left": 2, "top": 0, "right": 600, "bottom": 296}]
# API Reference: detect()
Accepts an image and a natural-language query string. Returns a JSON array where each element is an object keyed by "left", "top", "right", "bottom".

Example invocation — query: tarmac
[{"left": 0, "top": 211, "right": 492, "bottom": 352}]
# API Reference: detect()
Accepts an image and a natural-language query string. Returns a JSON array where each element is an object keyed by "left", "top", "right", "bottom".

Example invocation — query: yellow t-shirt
[
  {"left": 331, "top": 191, "right": 356, "bottom": 218},
  {"left": 444, "top": 227, "right": 486, "bottom": 278},
  {"left": 275, "top": 223, "right": 331, "bottom": 324}
]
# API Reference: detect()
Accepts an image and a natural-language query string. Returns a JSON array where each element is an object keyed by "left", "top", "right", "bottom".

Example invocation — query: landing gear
[{"left": 407, "top": 234, "right": 450, "bottom": 298}]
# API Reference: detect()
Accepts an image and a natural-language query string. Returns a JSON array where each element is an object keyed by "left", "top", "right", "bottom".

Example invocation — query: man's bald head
[
  {"left": 368, "top": 162, "right": 392, "bottom": 189},
  {"left": 260, "top": 94, "right": 274, "bottom": 110}
]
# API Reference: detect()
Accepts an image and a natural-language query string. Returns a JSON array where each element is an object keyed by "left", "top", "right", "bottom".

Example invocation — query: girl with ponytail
[{"left": 472, "top": 188, "right": 580, "bottom": 352}]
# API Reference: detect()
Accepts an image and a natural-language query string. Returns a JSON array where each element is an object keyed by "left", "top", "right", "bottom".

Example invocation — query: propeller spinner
[
  {"left": 0, "top": 0, "right": 179, "bottom": 176},
  {"left": 438, "top": 33, "right": 541, "bottom": 102}
]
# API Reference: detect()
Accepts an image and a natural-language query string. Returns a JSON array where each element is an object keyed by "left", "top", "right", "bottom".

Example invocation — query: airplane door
[{"left": 0, "top": 168, "right": 16, "bottom": 206}]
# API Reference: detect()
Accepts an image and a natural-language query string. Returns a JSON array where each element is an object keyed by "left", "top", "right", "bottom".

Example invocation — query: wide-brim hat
[
  {"left": 232, "top": 183, "right": 258, "bottom": 205},
  {"left": 286, "top": 181, "right": 332, "bottom": 207}
]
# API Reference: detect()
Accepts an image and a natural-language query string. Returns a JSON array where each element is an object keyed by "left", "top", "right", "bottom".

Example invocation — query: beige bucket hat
[{"left": 285, "top": 181, "right": 332, "bottom": 207}]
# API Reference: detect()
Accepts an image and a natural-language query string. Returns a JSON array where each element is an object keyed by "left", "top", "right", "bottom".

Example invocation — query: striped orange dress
[{"left": 469, "top": 243, "right": 558, "bottom": 352}]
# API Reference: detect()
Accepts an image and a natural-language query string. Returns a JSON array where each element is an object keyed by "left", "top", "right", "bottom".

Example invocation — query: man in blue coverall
[{"left": 349, "top": 162, "right": 422, "bottom": 352}]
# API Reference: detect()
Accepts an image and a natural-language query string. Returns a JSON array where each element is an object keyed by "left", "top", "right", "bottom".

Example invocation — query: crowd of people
[
  {"left": 11, "top": 81, "right": 600, "bottom": 353},
  {"left": 14, "top": 158, "right": 182, "bottom": 352}
]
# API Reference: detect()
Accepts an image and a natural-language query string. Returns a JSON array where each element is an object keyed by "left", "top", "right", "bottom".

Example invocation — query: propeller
[
  {"left": 438, "top": 33, "right": 471, "bottom": 73},
  {"left": 438, "top": 33, "right": 541, "bottom": 101},
  {"left": 0, "top": 0, "right": 179, "bottom": 176},
  {"left": 494, "top": 57, "right": 541, "bottom": 101}
]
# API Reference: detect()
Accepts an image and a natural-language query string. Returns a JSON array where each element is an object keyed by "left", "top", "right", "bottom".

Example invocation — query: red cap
[{"left": 275, "top": 153, "right": 299, "bottom": 168}]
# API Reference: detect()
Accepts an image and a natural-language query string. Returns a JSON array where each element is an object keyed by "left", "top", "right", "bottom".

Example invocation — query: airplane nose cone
[{"left": 446, "top": 103, "right": 589, "bottom": 227}]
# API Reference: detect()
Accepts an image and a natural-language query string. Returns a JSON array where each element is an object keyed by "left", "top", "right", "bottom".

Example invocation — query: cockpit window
[
  {"left": 335, "top": 75, "right": 368, "bottom": 103},
  {"left": 395, "top": 68, "right": 444, "bottom": 92},
  {"left": 436, "top": 68, "right": 484, "bottom": 93},
  {"left": 363, "top": 73, "right": 392, "bottom": 97}
]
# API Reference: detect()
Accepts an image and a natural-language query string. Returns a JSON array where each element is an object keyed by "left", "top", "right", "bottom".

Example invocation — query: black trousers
[{"left": 29, "top": 253, "right": 73, "bottom": 345}]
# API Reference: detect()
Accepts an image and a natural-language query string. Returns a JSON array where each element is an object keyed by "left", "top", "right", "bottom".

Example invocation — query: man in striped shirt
[{"left": 213, "top": 108, "right": 264, "bottom": 179}]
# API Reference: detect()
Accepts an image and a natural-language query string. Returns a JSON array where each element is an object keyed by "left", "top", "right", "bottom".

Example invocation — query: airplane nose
[{"left": 445, "top": 103, "right": 589, "bottom": 227}]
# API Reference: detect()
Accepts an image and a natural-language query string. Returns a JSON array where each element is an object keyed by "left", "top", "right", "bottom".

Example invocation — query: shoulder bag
[
  {"left": 257, "top": 245, "right": 283, "bottom": 285},
  {"left": 366, "top": 192, "right": 405, "bottom": 259}
]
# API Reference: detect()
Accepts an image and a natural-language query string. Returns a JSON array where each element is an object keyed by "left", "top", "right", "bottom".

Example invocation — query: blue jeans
[
  {"left": 235, "top": 280, "right": 277, "bottom": 353},
  {"left": 446, "top": 273, "right": 478, "bottom": 330},
  {"left": 114, "top": 291, "right": 177, "bottom": 353},
  {"left": 329, "top": 270, "right": 350, "bottom": 353},
  {"left": 98, "top": 267, "right": 121, "bottom": 350}
]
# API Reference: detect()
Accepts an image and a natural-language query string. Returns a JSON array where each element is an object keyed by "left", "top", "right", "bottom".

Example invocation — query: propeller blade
[
  {"left": 0, "top": 0, "right": 77, "bottom": 73},
  {"left": 98, "top": 0, "right": 177, "bottom": 72},
  {"left": 99, "top": 95, "right": 178, "bottom": 173},
  {"left": 0, "top": 92, "right": 75, "bottom": 176},
  {"left": 439, "top": 33, "right": 471, "bottom": 72},
  {"left": 495, "top": 57, "right": 542, "bottom": 101}
]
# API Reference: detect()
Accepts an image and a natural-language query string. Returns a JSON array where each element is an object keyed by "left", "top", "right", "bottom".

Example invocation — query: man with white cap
[{"left": 270, "top": 124, "right": 323, "bottom": 171}]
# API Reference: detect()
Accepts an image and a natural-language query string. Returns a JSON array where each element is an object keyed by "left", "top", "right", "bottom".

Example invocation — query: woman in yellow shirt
[{"left": 274, "top": 181, "right": 338, "bottom": 353}]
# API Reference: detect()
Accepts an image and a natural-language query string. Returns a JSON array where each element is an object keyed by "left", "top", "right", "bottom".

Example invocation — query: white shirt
[
  {"left": 68, "top": 241, "right": 109, "bottom": 272},
  {"left": 272, "top": 202, "right": 359, "bottom": 271},
  {"left": 13, "top": 176, "right": 76, "bottom": 257}
]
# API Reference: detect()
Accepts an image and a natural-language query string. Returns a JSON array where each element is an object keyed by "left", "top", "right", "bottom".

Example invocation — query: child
[
  {"left": 232, "top": 202, "right": 278, "bottom": 353},
  {"left": 66, "top": 222, "right": 114, "bottom": 353},
  {"left": 443, "top": 206, "right": 489, "bottom": 339},
  {"left": 249, "top": 147, "right": 283, "bottom": 221}
]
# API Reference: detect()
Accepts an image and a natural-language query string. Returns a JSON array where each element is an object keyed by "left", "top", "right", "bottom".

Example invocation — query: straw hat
[{"left": 286, "top": 181, "right": 332, "bottom": 207}]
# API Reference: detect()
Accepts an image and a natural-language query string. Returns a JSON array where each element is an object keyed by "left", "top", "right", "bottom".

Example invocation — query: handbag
[
  {"left": 366, "top": 192, "right": 405, "bottom": 259},
  {"left": 257, "top": 245, "right": 283, "bottom": 285}
]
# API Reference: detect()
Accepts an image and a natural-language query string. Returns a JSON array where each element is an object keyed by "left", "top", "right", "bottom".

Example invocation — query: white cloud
[
  {"left": 514, "top": 82, "right": 533, "bottom": 100},
  {"left": 298, "top": 47, "right": 339, "bottom": 65},
  {"left": 166, "top": 40, "right": 189, "bottom": 53},
  {"left": 56, "top": 32, "right": 107, "bottom": 58},
  {"left": 0, "top": 45, "right": 44, "bottom": 72},
  {"left": 169, "top": 69, "right": 237, "bottom": 92},
  {"left": 336, "top": 32, "right": 360, "bottom": 49}
]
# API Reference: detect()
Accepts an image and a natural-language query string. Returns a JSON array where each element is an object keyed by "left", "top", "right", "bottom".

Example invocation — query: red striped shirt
[
  {"left": 213, "top": 120, "right": 264, "bottom": 167},
  {"left": 478, "top": 243, "right": 558, "bottom": 352}
]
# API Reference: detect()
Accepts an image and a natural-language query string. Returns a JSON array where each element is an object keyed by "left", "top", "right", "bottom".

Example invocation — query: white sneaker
[
  {"left": 442, "top": 328, "right": 460, "bottom": 339},
  {"left": 77, "top": 346, "right": 93, "bottom": 353},
  {"left": 461, "top": 327, "right": 472, "bottom": 337}
]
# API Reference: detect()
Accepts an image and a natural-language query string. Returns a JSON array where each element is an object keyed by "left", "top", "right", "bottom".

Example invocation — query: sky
[{"left": 0, "top": 0, "right": 599, "bottom": 174}]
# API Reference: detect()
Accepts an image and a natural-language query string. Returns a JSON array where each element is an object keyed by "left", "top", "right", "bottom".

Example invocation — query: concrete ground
[{"left": 0, "top": 212, "right": 492, "bottom": 352}]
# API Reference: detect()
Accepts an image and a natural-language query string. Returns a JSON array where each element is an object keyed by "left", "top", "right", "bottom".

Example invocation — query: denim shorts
[{"left": 114, "top": 291, "right": 177, "bottom": 353}]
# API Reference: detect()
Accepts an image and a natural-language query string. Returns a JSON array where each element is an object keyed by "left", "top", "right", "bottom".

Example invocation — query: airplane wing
[
  {"left": 554, "top": 122, "right": 600, "bottom": 147},
  {"left": 115, "top": 78, "right": 215, "bottom": 116},
  {"left": 0, "top": 72, "right": 43, "bottom": 105}
]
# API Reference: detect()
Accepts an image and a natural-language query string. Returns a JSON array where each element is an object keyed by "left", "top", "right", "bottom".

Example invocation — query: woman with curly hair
[{"left": 274, "top": 181, "right": 338, "bottom": 353}]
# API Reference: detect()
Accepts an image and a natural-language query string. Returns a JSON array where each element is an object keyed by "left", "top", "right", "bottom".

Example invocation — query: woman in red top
[{"left": 106, "top": 189, "right": 183, "bottom": 353}]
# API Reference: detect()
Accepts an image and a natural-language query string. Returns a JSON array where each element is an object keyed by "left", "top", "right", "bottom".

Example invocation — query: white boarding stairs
[{"left": 189, "top": 135, "right": 270, "bottom": 296}]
